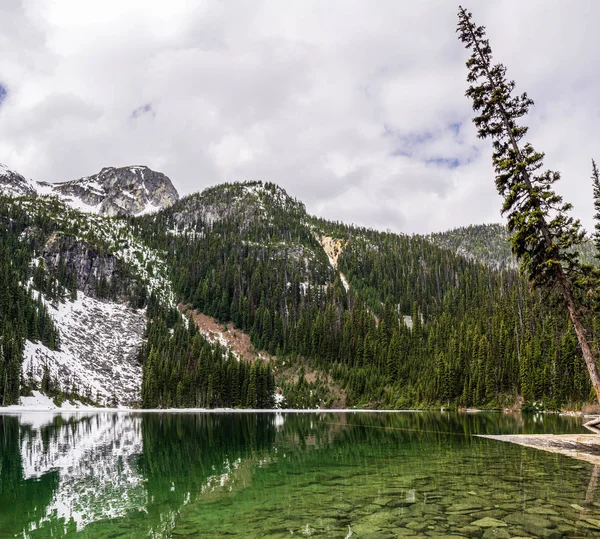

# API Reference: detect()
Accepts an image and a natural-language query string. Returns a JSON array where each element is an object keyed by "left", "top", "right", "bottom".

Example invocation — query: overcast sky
[{"left": 1, "top": 1, "right": 599, "bottom": 234}]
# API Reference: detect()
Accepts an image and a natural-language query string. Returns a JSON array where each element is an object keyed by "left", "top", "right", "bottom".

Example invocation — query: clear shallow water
[{"left": 0, "top": 411, "right": 599, "bottom": 538}]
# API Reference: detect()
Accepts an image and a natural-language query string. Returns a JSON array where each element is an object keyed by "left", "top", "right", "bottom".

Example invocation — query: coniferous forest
[
  {"left": 0, "top": 204, "right": 60, "bottom": 405},
  {"left": 1, "top": 177, "right": 598, "bottom": 410},
  {"left": 133, "top": 181, "right": 598, "bottom": 410},
  {"left": 0, "top": 194, "right": 275, "bottom": 409}
]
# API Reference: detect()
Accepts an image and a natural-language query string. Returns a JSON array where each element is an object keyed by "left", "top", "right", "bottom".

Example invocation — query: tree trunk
[
  {"left": 1, "top": 371, "right": 6, "bottom": 407},
  {"left": 557, "top": 271, "right": 600, "bottom": 431},
  {"left": 565, "top": 298, "right": 600, "bottom": 403},
  {"left": 586, "top": 465, "right": 600, "bottom": 505}
]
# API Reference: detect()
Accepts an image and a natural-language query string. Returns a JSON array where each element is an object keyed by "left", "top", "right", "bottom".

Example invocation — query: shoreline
[
  {"left": 1, "top": 395, "right": 593, "bottom": 416},
  {"left": 0, "top": 406, "right": 426, "bottom": 414},
  {"left": 1, "top": 405, "right": 593, "bottom": 415}
]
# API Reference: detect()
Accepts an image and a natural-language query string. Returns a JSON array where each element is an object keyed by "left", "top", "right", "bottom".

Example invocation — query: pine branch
[
  {"left": 457, "top": 6, "right": 584, "bottom": 289},
  {"left": 592, "top": 159, "right": 600, "bottom": 255}
]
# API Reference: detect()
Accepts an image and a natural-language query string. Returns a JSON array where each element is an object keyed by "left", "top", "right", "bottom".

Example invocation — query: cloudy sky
[{"left": 1, "top": 1, "right": 599, "bottom": 233}]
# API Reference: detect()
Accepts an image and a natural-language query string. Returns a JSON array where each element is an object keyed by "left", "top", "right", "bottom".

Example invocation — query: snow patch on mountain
[
  {"left": 1, "top": 390, "right": 93, "bottom": 411},
  {"left": 339, "top": 272, "right": 350, "bottom": 292},
  {"left": 22, "top": 291, "right": 145, "bottom": 406}
]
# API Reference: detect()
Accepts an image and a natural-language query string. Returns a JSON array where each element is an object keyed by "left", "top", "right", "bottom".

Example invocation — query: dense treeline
[
  {"left": 330, "top": 224, "right": 594, "bottom": 408},
  {"left": 140, "top": 293, "right": 275, "bottom": 408},
  {"left": 135, "top": 182, "right": 598, "bottom": 409},
  {"left": 0, "top": 200, "right": 61, "bottom": 405}
]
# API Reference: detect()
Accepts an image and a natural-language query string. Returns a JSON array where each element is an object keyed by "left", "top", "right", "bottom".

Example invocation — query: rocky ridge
[
  {"left": 0, "top": 164, "right": 179, "bottom": 217},
  {"left": 169, "top": 181, "right": 306, "bottom": 230}
]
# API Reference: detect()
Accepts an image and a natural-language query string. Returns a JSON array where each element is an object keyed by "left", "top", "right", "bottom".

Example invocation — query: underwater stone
[{"left": 470, "top": 517, "right": 507, "bottom": 528}]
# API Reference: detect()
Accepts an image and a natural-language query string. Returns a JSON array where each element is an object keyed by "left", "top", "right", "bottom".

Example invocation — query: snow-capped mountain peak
[
  {"left": 52, "top": 165, "right": 179, "bottom": 216},
  {"left": 0, "top": 164, "right": 179, "bottom": 216},
  {"left": 0, "top": 163, "right": 36, "bottom": 197}
]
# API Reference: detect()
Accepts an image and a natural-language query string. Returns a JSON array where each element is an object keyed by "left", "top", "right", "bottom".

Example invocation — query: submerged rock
[
  {"left": 504, "top": 512, "right": 553, "bottom": 528},
  {"left": 481, "top": 528, "right": 510, "bottom": 539},
  {"left": 470, "top": 517, "right": 507, "bottom": 528}
]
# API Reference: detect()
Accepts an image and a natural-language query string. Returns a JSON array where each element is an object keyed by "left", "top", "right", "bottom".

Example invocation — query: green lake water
[{"left": 0, "top": 411, "right": 599, "bottom": 538}]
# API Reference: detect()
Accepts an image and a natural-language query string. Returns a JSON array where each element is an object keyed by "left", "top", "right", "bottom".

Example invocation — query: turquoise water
[{"left": 0, "top": 411, "right": 598, "bottom": 538}]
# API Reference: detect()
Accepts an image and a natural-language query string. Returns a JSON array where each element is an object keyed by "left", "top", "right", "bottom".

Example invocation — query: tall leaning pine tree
[{"left": 456, "top": 6, "right": 600, "bottom": 424}]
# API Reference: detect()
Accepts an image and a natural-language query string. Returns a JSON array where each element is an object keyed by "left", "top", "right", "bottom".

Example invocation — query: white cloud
[{"left": 0, "top": 0, "right": 599, "bottom": 233}]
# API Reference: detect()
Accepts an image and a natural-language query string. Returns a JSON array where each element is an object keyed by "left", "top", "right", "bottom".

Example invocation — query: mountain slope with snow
[
  {"left": 23, "top": 292, "right": 146, "bottom": 406},
  {"left": 0, "top": 193, "right": 175, "bottom": 407}
]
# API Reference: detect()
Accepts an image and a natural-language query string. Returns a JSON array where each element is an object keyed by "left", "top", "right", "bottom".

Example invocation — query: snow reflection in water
[
  {"left": 19, "top": 413, "right": 146, "bottom": 533},
  {"left": 1, "top": 411, "right": 280, "bottom": 538}
]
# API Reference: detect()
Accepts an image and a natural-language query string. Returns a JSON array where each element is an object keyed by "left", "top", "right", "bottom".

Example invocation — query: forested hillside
[
  {"left": 133, "top": 181, "right": 598, "bottom": 410},
  {"left": 427, "top": 224, "right": 515, "bottom": 269},
  {"left": 428, "top": 223, "right": 598, "bottom": 269},
  {"left": 0, "top": 192, "right": 274, "bottom": 408},
  {"left": 0, "top": 205, "right": 59, "bottom": 405}
]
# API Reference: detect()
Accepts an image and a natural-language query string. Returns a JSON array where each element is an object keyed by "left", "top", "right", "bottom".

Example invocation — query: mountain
[
  {"left": 0, "top": 164, "right": 179, "bottom": 216},
  {"left": 137, "top": 181, "right": 595, "bottom": 409},
  {"left": 428, "top": 223, "right": 598, "bottom": 269},
  {"left": 0, "top": 163, "right": 36, "bottom": 197},
  {"left": 49, "top": 165, "right": 179, "bottom": 216},
  {"left": 427, "top": 223, "right": 515, "bottom": 269},
  {"left": 0, "top": 172, "right": 597, "bottom": 411}
]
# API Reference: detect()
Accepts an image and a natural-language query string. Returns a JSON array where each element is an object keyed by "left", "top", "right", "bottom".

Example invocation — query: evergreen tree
[
  {"left": 457, "top": 7, "right": 600, "bottom": 411},
  {"left": 592, "top": 160, "right": 600, "bottom": 260}
]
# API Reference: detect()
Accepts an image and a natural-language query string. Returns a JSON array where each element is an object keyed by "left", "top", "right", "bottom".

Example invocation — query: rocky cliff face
[
  {"left": 52, "top": 165, "right": 179, "bottom": 216},
  {"left": 42, "top": 233, "right": 133, "bottom": 298}
]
